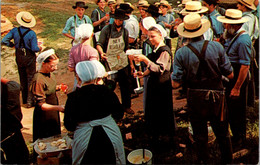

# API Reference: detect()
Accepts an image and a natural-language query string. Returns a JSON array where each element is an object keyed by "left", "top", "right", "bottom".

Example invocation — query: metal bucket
[
  {"left": 127, "top": 149, "right": 152, "bottom": 165},
  {"left": 107, "top": 70, "right": 118, "bottom": 81}
]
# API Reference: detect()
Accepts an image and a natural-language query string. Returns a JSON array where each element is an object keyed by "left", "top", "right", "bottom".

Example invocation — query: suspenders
[{"left": 17, "top": 27, "right": 31, "bottom": 56}]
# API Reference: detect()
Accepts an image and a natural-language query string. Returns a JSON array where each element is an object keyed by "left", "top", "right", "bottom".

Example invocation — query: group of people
[{"left": 1, "top": 0, "right": 259, "bottom": 164}]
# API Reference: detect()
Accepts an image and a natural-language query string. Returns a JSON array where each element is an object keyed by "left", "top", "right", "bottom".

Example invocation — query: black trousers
[
  {"left": 17, "top": 61, "right": 36, "bottom": 104},
  {"left": 117, "top": 66, "right": 132, "bottom": 109}
]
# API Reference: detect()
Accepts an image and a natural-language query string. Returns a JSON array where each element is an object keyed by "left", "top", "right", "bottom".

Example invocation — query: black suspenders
[{"left": 17, "top": 27, "right": 31, "bottom": 56}]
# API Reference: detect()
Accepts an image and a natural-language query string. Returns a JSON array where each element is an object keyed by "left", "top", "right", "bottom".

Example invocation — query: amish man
[
  {"left": 96, "top": 8, "right": 134, "bottom": 114},
  {"left": 217, "top": 9, "right": 252, "bottom": 151},
  {"left": 2, "top": 11, "right": 42, "bottom": 108},
  {"left": 172, "top": 13, "right": 234, "bottom": 164},
  {"left": 62, "top": 1, "right": 92, "bottom": 46}
]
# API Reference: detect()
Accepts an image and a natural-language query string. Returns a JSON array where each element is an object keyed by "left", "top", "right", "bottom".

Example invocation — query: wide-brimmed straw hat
[
  {"left": 217, "top": 9, "right": 248, "bottom": 24},
  {"left": 159, "top": 0, "right": 172, "bottom": 9},
  {"left": 111, "top": 8, "right": 129, "bottom": 20},
  {"left": 72, "top": 1, "right": 88, "bottom": 9},
  {"left": 237, "top": 0, "right": 256, "bottom": 10},
  {"left": 177, "top": 13, "right": 210, "bottom": 38},
  {"left": 138, "top": 0, "right": 150, "bottom": 7},
  {"left": 108, "top": 0, "right": 116, "bottom": 5},
  {"left": 178, "top": 0, "right": 192, "bottom": 7},
  {"left": 180, "top": 1, "right": 208, "bottom": 15},
  {"left": 16, "top": 11, "right": 36, "bottom": 28}
]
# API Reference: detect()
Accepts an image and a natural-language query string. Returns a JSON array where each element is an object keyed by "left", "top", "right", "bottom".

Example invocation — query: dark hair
[
  {"left": 148, "top": 26, "right": 161, "bottom": 34},
  {"left": 203, "top": 0, "right": 217, "bottom": 6},
  {"left": 44, "top": 54, "right": 59, "bottom": 63},
  {"left": 96, "top": 0, "right": 107, "bottom": 4}
]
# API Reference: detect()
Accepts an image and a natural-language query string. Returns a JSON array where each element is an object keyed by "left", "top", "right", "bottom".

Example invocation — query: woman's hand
[
  {"left": 133, "top": 54, "right": 148, "bottom": 64},
  {"left": 101, "top": 53, "right": 107, "bottom": 60},
  {"left": 133, "top": 71, "right": 144, "bottom": 78},
  {"left": 57, "top": 105, "right": 65, "bottom": 113}
]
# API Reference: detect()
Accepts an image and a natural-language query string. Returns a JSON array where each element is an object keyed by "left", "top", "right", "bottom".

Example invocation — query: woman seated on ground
[
  {"left": 133, "top": 24, "right": 176, "bottom": 151},
  {"left": 64, "top": 60, "right": 125, "bottom": 164},
  {"left": 31, "top": 49, "right": 65, "bottom": 142}
]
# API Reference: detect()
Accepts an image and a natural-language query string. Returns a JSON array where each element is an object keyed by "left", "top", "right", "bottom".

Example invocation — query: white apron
[{"left": 106, "top": 32, "right": 128, "bottom": 71}]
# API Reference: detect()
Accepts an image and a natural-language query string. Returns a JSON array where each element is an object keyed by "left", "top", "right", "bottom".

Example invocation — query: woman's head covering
[
  {"left": 150, "top": 24, "right": 167, "bottom": 38},
  {"left": 78, "top": 23, "right": 94, "bottom": 40},
  {"left": 142, "top": 16, "right": 156, "bottom": 30},
  {"left": 76, "top": 61, "right": 98, "bottom": 84},
  {"left": 36, "top": 49, "right": 55, "bottom": 70},
  {"left": 91, "top": 60, "right": 106, "bottom": 78}
]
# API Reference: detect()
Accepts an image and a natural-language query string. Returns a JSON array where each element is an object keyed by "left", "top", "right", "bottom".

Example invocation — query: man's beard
[{"left": 223, "top": 27, "right": 236, "bottom": 39}]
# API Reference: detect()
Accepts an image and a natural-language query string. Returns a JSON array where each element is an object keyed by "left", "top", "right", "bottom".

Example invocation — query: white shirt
[
  {"left": 240, "top": 11, "right": 259, "bottom": 40},
  {"left": 124, "top": 15, "right": 140, "bottom": 39}
]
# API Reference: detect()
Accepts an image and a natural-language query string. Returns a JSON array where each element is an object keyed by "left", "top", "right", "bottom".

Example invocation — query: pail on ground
[{"left": 127, "top": 149, "right": 152, "bottom": 164}]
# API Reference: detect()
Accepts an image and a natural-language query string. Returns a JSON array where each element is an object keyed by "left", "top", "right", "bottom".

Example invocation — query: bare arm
[
  {"left": 41, "top": 103, "right": 64, "bottom": 112},
  {"left": 227, "top": 72, "right": 234, "bottom": 80},
  {"left": 96, "top": 45, "right": 107, "bottom": 60},
  {"left": 63, "top": 33, "right": 75, "bottom": 40},
  {"left": 172, "top": 80, "right": 181, "bottom": 89},
  {"left": 230, "top": 65, "right": 249, "bottom": 97},
  {"left": 93, "top": 16, "right": 108, "bottom": 27}
]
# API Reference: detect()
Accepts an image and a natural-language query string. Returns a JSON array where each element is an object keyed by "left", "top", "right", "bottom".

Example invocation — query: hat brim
[
  {"left": 180, "top": 6, "right": 208, "bottom": 15},
  {"left": 16, "top": 11, "right": 36, "bottom": 28},
  {"left": 111, "top": 14, "right": 129, "bottom": 20},
  {"left": 177, "top": 19, "right": 210, "bottom": 38},
  {"left": 72, "top": 6, "right": 88, "bottom": 9},
  {"left": 237, "top": 0, "right": 256, "bottom": 10},
  {"left": 159, "top": 4, "right": 172, "bottom": 9},
  {"left": 217, "top": 16, "right": 248, "bottom": 24}
]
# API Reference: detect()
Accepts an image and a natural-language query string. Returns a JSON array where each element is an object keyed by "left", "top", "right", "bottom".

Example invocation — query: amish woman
[
  {"left": 133, "top": 24, "right": 176, "bottom": 149},
  {"left": 64, "top": 60, "right": 125, "bottom": 164},
  {"left": 31, "top": 49, "right": 65, "bottom": 142}
]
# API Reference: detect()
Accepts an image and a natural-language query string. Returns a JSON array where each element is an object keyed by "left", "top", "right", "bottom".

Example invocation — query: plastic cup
[{"left": 60, "top": 83, "right": 68, "bottom": 92}]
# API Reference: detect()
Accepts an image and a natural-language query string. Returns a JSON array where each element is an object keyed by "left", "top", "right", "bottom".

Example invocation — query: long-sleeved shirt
[
  {"left": 1, "top": 26, "right": 40, "bottom": 52},
  {"left": 240, "top": 11, "right": 259, "bottom": 40},
  {"left": 207, "top": 9, "right": 224, "bottom": 37},
  {"left": 172, "top": 39, "right": 233, "bottom": 83}
]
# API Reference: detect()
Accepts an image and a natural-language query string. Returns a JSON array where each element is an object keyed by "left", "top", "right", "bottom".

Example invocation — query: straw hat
[
  {"left": 177, "top": 13, "right": 210, "bottom": 38},
  {"left": 159, "top": 0, "right": 172, "bottom": 9},
  {"left": 16, "top": 11, "right": 36, "bottom": 28},
  {"left": 217, "top": 9, "right": 248, "bottom": 24},
  {"left": 237, "top": 0, "right": 256, "bottom": 10},
  {"left": 125, "top": 2, "right": 135, "bottom": 10},
  {"left": 138, "top": 0, "right": 150, "bottom": 7},
  {"left": 154, "top": 2, "right": 160, "bottom": 7},
  {"left": 107, "top": 0, "right": 116, "bottom": 5},
  {"left": 178, "top": 0, "right": 192, "bottom": 7},
  {"left": 180, "top": 1, "right": 208, "bottom": 15}
]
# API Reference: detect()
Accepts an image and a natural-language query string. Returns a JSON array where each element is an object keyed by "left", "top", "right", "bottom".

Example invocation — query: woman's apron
[{"left": 106, "top": 31, "right": 128, "bottom": 71}]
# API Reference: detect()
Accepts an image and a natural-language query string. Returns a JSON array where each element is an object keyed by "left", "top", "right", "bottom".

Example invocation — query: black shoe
[{"left": 131, "top": 93, "right": 139, "bottom": 99}]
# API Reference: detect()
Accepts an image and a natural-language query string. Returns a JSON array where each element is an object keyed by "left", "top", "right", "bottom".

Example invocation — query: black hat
[
  {"left": 111, "top": 8, "right": 129, "bottom": 20},
  {"left": 119, "top": 3, "right": 134, "bottom": 13},
  {"left": 145, "top": 4, "right": 161, "bottom": 17},
  {"left": 72, "top": 1, "right": 88, "bottom": 9}
]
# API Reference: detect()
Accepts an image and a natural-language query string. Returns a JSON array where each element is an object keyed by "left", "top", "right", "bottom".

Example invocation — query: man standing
[
  {"left": 172, "top": 13, "right": 234, "bottom": 164},
  {"left": 217, "top": 9, "right": 251, "bottom": 151},
  {"left": 62, "top": 1, "right": 92, "bottom": 46},
  {"left": 96, "top": 8, "right": 134, "bottom": 114},
  {"left": 2, "top": 11, "right": 42, "bottom": 108},
  {"left": 202, "top": 0, "right": 224, "bottom": 40},
  {"left": 120, "top": 3, "right": 139, "bottom": 49}
]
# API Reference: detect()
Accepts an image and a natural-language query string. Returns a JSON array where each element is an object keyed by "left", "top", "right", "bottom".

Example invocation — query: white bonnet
[
  {"left": 78, "top": 23, "right": 94, "bottom": 40},
  {"left": 36, "top": 49, "right": 55, "bottom": 70},
  {"left": 150, "top": 24, "right": 167, "bottom": 38},
  {"left": 142, "top": 16, "right": 156, "bottom": 30},
  {"left": 91, "top": 60, "right": 106, "bottom": 78}
]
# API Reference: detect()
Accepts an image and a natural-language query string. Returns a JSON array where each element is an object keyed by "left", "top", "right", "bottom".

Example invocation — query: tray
[{"left": 34, "top": 134, "right": 72, "bottom": 158}]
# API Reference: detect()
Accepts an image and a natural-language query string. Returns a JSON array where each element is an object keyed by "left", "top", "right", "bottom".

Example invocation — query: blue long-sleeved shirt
[
  {"left": 207, "top": 9, "right": 224, "bottom": 36},
  {"left": 1, "top": 26, "right": 40, "bottom": 52},
  {"left": 172, "top": 39, "right": 233, "bottom": 83}
]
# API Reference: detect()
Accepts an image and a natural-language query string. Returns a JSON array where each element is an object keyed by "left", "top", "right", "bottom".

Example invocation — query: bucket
[{"left": 127, "top": 149, "right": 152, "bottom": 165}]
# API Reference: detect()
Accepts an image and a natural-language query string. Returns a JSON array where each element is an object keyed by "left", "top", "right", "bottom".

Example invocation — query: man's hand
[
  {"left": 101, "top": 53, "right": 107, "bottom": 60},
  {"left": 230, "top": 87, "right": 240, "bottom": 98}
]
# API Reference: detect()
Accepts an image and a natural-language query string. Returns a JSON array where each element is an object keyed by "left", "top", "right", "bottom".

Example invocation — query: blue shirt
[
  {"left": 62, "top": 14, "right": 92, "bottom": 37},
  {"left": 172, "top": 39, "right": 233, "bottom": 83},
  {"left": 1, "top": 26, "right": 40, "bottom": 52},
  {"left": 207, "top": 9, "right": 224, "bottom": 36},
  {"left": 224, "top": 31, "right": 251, "bottom": 65}
]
